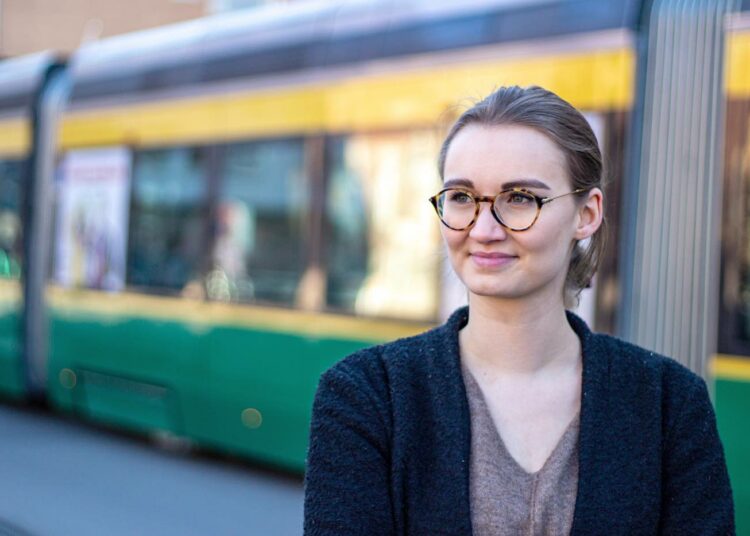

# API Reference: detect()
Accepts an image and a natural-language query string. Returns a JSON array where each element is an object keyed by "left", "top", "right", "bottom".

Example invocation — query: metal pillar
[
  {"left": 23, "top": 65, "right": 69, "bottom": 396},
  {"left": 618, "top": 0, "right": 740, "bottom": 377}
]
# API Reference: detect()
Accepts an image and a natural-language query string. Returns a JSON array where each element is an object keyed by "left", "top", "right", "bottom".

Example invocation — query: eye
[
  {"left": 447, "top": 191, "right": 473, "bottom": 204},
  {"left": 506, "top": 191, "right": 534, "bottom": 205}
]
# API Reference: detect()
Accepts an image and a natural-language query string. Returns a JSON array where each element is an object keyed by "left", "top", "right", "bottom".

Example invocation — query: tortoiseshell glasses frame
[{"left": 428, "top": 187, "right": 587, "bottom": 232}]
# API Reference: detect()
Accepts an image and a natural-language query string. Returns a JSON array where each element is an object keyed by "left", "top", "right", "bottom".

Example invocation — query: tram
[{"left": 0, "top": 0, "right": 748, "bottom": 529}]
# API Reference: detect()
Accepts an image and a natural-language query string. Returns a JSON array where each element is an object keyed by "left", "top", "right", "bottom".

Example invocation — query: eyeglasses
[{"left": 429, "top": 187, "right": 586, "bottom": 232}]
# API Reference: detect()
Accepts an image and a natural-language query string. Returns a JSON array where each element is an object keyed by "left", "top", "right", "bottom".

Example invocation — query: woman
[{"left": 304, "top": 86, "right": 734, "bottom": 535}]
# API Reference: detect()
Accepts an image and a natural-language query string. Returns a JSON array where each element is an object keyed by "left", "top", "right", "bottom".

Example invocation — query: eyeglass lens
[{"left": 436, "top": 189, "right": 538, "bottom": 231}]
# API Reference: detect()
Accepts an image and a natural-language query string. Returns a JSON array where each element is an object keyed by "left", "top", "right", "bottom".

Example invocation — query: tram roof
[
  {"left": 68, "top": 0, "right": 642, "bottom": 102},
  {"left": 0, "top": 51, "right": 62, "bottom": 114}
]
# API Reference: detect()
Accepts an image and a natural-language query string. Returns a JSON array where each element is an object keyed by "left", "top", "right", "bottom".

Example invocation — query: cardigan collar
[
  {"left": 440, "top": 305, "right": 597, "bottom": 351},
  {"left": 437, "top": 306, "right": 611, "bottom": 535}
]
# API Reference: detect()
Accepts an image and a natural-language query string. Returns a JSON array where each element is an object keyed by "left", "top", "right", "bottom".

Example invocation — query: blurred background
[{"left": 0, "top": 0, "right": 748, "bottom": 534}]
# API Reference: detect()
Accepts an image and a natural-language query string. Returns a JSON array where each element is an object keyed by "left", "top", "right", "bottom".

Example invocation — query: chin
[
  {"left": 466, "top": 284, "right": 528, "bottom": 300},
  {"left": 462, "top": 275, "right": 526, "bottom": 300},
  {"left": 460, "top": 267, "right": 562, "bottom": 303}
]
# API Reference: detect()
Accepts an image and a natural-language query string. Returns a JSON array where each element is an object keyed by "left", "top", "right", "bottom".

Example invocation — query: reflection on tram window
[
  {"left": 325, "top": 132, "right": 441, "bottom": 321},
  {"left": 210, "top": 139, "right": 308, "bottom": 305},
  {"left": 127, "top": 147, "right": 208, "bottom": 294},
  {"left": 743, "top": 124, "right": 750, "bottom": 343},
  {"left": 720, "top": 99, "right": 750, "bottom": 353},
  {"left": 0, "top": 160, "right": 22, "bottom": 279}
]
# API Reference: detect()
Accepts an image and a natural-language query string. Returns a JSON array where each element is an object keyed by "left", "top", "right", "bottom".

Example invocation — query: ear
[{"left": 574, "top": 187, "right": 603, "bottom": 240}]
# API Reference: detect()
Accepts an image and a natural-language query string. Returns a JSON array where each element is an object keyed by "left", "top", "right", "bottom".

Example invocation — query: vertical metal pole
[
  {"left": 617, "top": 0, "right": 739, "bottom": 378},
  {"left": 618, "top": 0, "right": 655, "bottom": 342},
  {"left": 22, "top": 64, "right": 69, "bottom": 396}
]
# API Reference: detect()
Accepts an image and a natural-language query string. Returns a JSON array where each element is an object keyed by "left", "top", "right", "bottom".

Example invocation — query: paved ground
[{"left": 0, "top": 403, "right": 305, "bottom": 536}]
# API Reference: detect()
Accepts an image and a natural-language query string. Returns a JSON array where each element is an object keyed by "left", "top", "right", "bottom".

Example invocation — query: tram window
[
  {"left": 324, "top": 132, "right": 441, "bottom": 321},
  {"left": 127, "top": 147, "right": 209, "bottom": 294},
  {"left": 211, "top": 138, "right": 308, "bottom": 305},
  {"left": 719, "top": 98, "right": 750, "bottom": 354},
  {"left": 0, "top": 160, "right": 23, "bottom": 279}
]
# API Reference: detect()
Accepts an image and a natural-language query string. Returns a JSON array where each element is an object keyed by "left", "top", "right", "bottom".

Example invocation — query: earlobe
[{"left": 574, "top": 188, "right": 603, "bottom": 240}]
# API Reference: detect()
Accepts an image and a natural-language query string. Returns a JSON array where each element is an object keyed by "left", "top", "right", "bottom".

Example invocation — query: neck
[{"left": 460, "top": 292, "right": 581, "bottom": 375}]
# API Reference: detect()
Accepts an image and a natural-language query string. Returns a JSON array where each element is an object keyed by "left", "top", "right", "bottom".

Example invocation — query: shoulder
[
  {"left": 315, "top": 310, "right": 461, "bottom": 420},
  {"left": 589, "top": 331, "right": 709, "bottom": 415},
  {"left": 321, "top": 322, "right": 448, "bottom": 391},
  {"left": 595, "top": 331, "right": 704, "bottom": 385},
  {"left": 567, "top": 309, "right": 706, "bottom": 401},
  {"left": 323, "top": 305, "right": 466, "bottom": 384}
]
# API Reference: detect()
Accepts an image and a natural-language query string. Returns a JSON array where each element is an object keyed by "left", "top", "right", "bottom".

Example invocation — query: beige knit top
[{"left": 462, "top": 366, "right": 580, "bottom": 536}]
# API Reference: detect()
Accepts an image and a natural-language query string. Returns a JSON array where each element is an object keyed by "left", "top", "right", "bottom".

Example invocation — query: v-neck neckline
[
  {"left": 441, "top": 306, "right": 610, "bottom": 535},
  {"left": 462, "top": 365, "right": 580, "bottom": 477}
]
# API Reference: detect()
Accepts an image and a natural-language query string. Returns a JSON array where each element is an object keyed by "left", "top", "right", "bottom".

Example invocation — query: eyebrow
[{"left": 443, "top": 177, "right": 552, "bottom": 191}]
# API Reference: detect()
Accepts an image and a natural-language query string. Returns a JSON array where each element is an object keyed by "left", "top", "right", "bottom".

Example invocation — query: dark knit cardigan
[{"left": 304, "top": 307, "right": 735, "bottom": 535}]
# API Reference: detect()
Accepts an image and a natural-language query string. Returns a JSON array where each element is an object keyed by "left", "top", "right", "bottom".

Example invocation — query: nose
[{"left": 469, "top": 201, "right": 508, "bottom": 242}]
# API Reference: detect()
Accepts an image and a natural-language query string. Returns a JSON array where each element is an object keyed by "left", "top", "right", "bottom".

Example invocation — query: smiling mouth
[{"left": 470, "top": 252, "right": 517, "bottom": 268}]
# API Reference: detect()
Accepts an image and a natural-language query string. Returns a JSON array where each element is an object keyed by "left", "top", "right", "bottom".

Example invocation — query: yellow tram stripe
[
  {"left": 46, "top": 285, "right": 434, "bottom": 343},
  {"left": 726, "top": 31, "right": 750, "bottom": 98},
  {"left": 0, "top": 279, "right": 21, "bottom": 308},
  {"left": 0, "top": 118, "right": 30, "bottom": 157},
  {"left": 60, "top": 47, "right": 634, "bottom": 148},
  {"left": 711, "top": 354, "right": 750, "bottom": 382},
  {"left": 4, "top": 32, "right": 748, "bottom": 155}
]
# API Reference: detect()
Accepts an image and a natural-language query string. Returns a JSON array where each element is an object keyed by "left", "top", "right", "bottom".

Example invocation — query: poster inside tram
[{"left": 54, "top": 147, "right": 132, "bottom": 292}]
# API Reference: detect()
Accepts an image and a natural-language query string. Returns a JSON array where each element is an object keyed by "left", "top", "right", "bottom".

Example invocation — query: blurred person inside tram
[{"left": 304, "top": 85, "right": 734, "bottom": 536}]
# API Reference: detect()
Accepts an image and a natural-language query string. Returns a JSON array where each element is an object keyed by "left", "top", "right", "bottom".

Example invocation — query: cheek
[
  {"left": 440, "top": 227, "right": 466, "bottom": 253},
  {"left": 521, "top": 218, "right": 576, "bottom": 266}
]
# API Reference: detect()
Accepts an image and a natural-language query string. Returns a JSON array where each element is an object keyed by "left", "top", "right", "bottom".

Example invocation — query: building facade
[{"left": 0, "top": 0, "right": 209, "bottom": 58}]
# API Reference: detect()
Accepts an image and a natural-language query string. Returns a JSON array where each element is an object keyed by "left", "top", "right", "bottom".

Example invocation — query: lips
[{"left": 470, "top": 251, "right": 517, "bottom": 268}]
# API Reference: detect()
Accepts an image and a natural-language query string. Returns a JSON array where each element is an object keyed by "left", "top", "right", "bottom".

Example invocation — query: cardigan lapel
[
  {"left": 433, "top": 307, "right": 474, "bottom": 534},
  {"left": 393, "top": 306, "right": 474, "bottom": 535},
  {"left": 566, "top": 312, "right": 613, "bottom": 535}
]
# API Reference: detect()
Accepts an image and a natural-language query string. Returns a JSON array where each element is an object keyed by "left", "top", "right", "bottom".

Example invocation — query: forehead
[{"left": 443, "top": 123, "right": 569, "bottom": 190}]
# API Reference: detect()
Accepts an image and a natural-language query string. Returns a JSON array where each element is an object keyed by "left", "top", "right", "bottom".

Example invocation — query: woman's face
[{"left": 440, "top": 123, "right": 602, "bottom": 304}]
